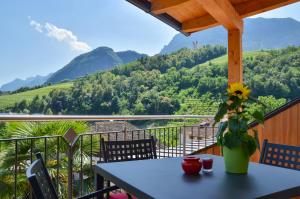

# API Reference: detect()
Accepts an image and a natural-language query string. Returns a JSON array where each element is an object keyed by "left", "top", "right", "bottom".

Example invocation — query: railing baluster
[
  {"left": 198, "top": 126, "right": 200, "bottom": 151},
  {"left": 175, "top": 127, "right": 178, "bottom": 157},
  {"left": 171, "top": 127, "right": 174, "bottom": 157},
  {"left": 56, "top": 137, "right": 60, "bottom": 193},
  {"left": 30, "top": 139, "right": 33, "bottom": 163},
  {"left": 158, "top": 129, "right": 161, "bottom": 158},
  {"left": 183, "top": 125, "right": 186, "bottom": 156},
  {"left": 191, "top": 126, "right": 194, "bottom": 154},
  {"left": 163, "top": 128, "right": 166, "bottom": 158},
  {"left": 14, "top": 140, "right": 18, "bottom": 199},
  {"left": 44, "top": 138, "right": 47, "bottom": 166},
  {"left": 30, "top": 139, "right": 33, "bottom": 199},
  {"left": 90, "top": 134, "right": 93, "bottom": 172},
  {"left": 167, "top": 127, "right": 170, "bottom": 157},
  {"left": 179, "top": 126, "right": 182, "bottom": 156},
  {"left": 205, "top": 127, "right": 207, "bottom": 148},
  {"left": 210, "top": 127, "right": 215, "bottom": 144},
  {"left": 80, "top": 135, "right": 83, "bottom": 196}
]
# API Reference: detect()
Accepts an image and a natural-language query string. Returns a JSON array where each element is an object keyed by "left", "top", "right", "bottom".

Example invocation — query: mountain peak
[
  {"left": 46, "top": 46, "right": 147, "bottom": 84},
  {"left": 0, "top": 74, "right": 52, "bottom": 92},
  {"left": 160, "top": 17, "right": 300, "bottom": 54}
]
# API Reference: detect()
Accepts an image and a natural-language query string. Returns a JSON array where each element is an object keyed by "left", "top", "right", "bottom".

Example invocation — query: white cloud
[
  {"left": 44, "top": 23, "right": 91, "bottom": 52},
  {"left": 28, "top": 18, "right": 91, "bottom": 53},
  {"left": 28, "top": 17, "right": 43, "bottom": 33}
]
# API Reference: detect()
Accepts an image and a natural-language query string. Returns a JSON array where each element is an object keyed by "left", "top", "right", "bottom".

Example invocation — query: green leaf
[
  {"left": 252, "top": 110, "right": 264, "bottom": 124},
  {"left": 247, "top": 136, "right": 257, "bottom": 156},
  {"left": 228, "top": 116, "right": 239, "bottom": 134},
  {"left": 213, "top": 102, "right": 227, "bottom": 125},
  {"left": 253, "top": 129, "right": 260, "bottom": 151},
  {"left": 239, "top": 119, "right": 248, "bottom": 133},
  {"left": 223, "top": 132, "right": 242, "bottom": 148},
  {"left": 215, "top": 121, "right": 228, "bottom": 139}
]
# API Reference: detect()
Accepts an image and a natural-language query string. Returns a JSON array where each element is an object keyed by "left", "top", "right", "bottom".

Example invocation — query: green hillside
[
  {"left": 0, "top": 82, "right": 72, "bottom": 110},
  {"left": 196, "top": 51, "right": 269, "bottom": 68}
]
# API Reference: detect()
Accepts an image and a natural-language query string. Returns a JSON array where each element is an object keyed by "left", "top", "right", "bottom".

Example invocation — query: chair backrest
[
  {"left": 26, "top": 153, "right": 58, "bottom": 199},
  {"left": 260, "top": 139, "right": 300, "bottom": 171},
  {"left": 101, "top": 136, "right": 157, "bottom": 163}
]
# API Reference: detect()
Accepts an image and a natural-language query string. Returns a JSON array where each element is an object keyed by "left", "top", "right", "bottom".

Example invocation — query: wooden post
[{"left": 228, "top": 28, "right": 243, "bottom": 83}]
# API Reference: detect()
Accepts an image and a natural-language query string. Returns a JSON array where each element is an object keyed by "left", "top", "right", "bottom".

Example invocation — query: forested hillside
[{"left": 3, "top": 45, "right": 300, "bottom": 115}]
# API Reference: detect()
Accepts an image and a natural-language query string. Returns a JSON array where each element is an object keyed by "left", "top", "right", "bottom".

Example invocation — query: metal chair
[
  {"left": 260, "top": 139, "right": 300, "bottom": 171},
  {"left": 26, "top": 152, "right": 118, "bottom": 199},
  {"left": 101, "top": 136, "right": 157, "bottom": 162},
  {"left": 99, "top": 136, "right": 157, "bottom": 199}
]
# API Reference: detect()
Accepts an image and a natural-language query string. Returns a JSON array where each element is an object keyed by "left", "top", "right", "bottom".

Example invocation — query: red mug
[{"left": 181, "top": 156, "right": 202, "bottom": 175}]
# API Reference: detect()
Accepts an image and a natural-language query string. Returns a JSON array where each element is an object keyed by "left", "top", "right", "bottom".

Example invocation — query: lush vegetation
[
  {"left": 2, "top": 45, "right": 300, "bottom": 115},
  {"left": 0, "top": 121, "right": 90, "bottom": 198},
  {"left": 0, "top": 82, "right": 72, "bottom": 110}
]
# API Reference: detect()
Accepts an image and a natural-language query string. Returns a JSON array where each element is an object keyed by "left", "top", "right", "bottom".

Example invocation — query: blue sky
[{"left": 0, "top": 1, "right": 300, "bottom": 86}]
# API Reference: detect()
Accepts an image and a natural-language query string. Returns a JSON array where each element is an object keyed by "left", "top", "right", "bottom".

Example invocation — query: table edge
[{"left": 94, "top": 164, "right": 155, "bottom": 199}]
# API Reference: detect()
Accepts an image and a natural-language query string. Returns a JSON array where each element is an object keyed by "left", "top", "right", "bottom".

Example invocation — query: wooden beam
[
  {"left": 182, "top": 14, "right": 219, "bottom": 33},
  {"left": 236, "top": 0, "right": 300, "bottom": 18},
  {"left": 196, "top": 0, "right": 243, "bottom": 31},
  {"left": 151, "top": 0, "right": 191, "bottom": 14},
  {"left": 228, "top": 29, "right": 243, "bottom": 83},
  {"left": 182, "top": 0, "right": 299, "bottom": 33}
]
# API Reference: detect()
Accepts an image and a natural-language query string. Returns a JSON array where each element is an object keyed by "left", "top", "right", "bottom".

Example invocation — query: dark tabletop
[{"left": 95, "top": 155, "right": 300, "bottom": 199}]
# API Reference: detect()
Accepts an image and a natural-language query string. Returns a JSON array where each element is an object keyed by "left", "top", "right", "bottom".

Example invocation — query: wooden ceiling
[{"left": 127, "top": 0, "right": 300, "bottom": 35}]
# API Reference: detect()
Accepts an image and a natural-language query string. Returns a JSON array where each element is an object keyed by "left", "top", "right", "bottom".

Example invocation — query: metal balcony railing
[{"left": 0, "top": 114, "right": 217, "bottom": 199}]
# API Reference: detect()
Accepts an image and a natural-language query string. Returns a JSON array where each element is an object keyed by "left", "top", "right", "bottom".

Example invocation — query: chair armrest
[{"left": 77, "top": 185, "right": 118, "bottom": 199}]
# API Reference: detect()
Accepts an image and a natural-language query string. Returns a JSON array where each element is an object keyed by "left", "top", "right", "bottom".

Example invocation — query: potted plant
[{"left": 214, "top": 82, "right": 264, "bottom": 174}]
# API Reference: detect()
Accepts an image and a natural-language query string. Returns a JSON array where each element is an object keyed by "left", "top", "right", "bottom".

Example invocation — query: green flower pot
[{"left": 223, "top": 146, "right": 249, "bottom": 174}]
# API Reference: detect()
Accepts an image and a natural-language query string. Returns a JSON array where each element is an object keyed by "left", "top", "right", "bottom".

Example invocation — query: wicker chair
[{"left": 260, "top": 139, "right": 300, "bottom": 171}]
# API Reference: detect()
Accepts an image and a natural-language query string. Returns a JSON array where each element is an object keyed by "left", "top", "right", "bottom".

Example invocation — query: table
[{"left": 94, "top": 155, "right": 300, "bottom": 199}]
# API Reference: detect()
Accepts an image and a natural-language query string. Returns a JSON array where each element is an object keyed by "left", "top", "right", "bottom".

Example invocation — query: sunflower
[{"left": 227, "top": 82, "right": 250, "bottom": 100}]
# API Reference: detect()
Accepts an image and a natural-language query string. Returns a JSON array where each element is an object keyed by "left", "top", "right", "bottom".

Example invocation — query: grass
[
  {"left": 193, "top": 51, "right": 269, "bottom": 71},
  {"left": 0, "top": 82, "right": 73, "bottom": 109}
]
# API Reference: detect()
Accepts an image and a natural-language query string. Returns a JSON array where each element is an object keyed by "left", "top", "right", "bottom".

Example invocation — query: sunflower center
[{"left": 235, "top": 90, "right": 243, "bottom": 95}]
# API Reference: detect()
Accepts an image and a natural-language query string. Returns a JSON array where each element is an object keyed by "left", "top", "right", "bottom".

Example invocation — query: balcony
[
  {"left": 1, "top": 0, "right": 300, "bottom": 198},
  {"left": 0, "top": 115, "right": 217, "bottom": 198}
]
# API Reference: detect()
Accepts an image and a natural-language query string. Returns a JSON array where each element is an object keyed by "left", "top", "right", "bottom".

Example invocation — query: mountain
[
  {"left": 161, "top": 18, "right": 300, "bottom": 54},
  {"left": 0, "top": 74, "right": 52, "bottom": 92},
  {"left": 116, "top": 50, "right": 145, "bottom": 64},
  {"left": 47, "top": 47, "right": 147, "bottom": 84}
]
